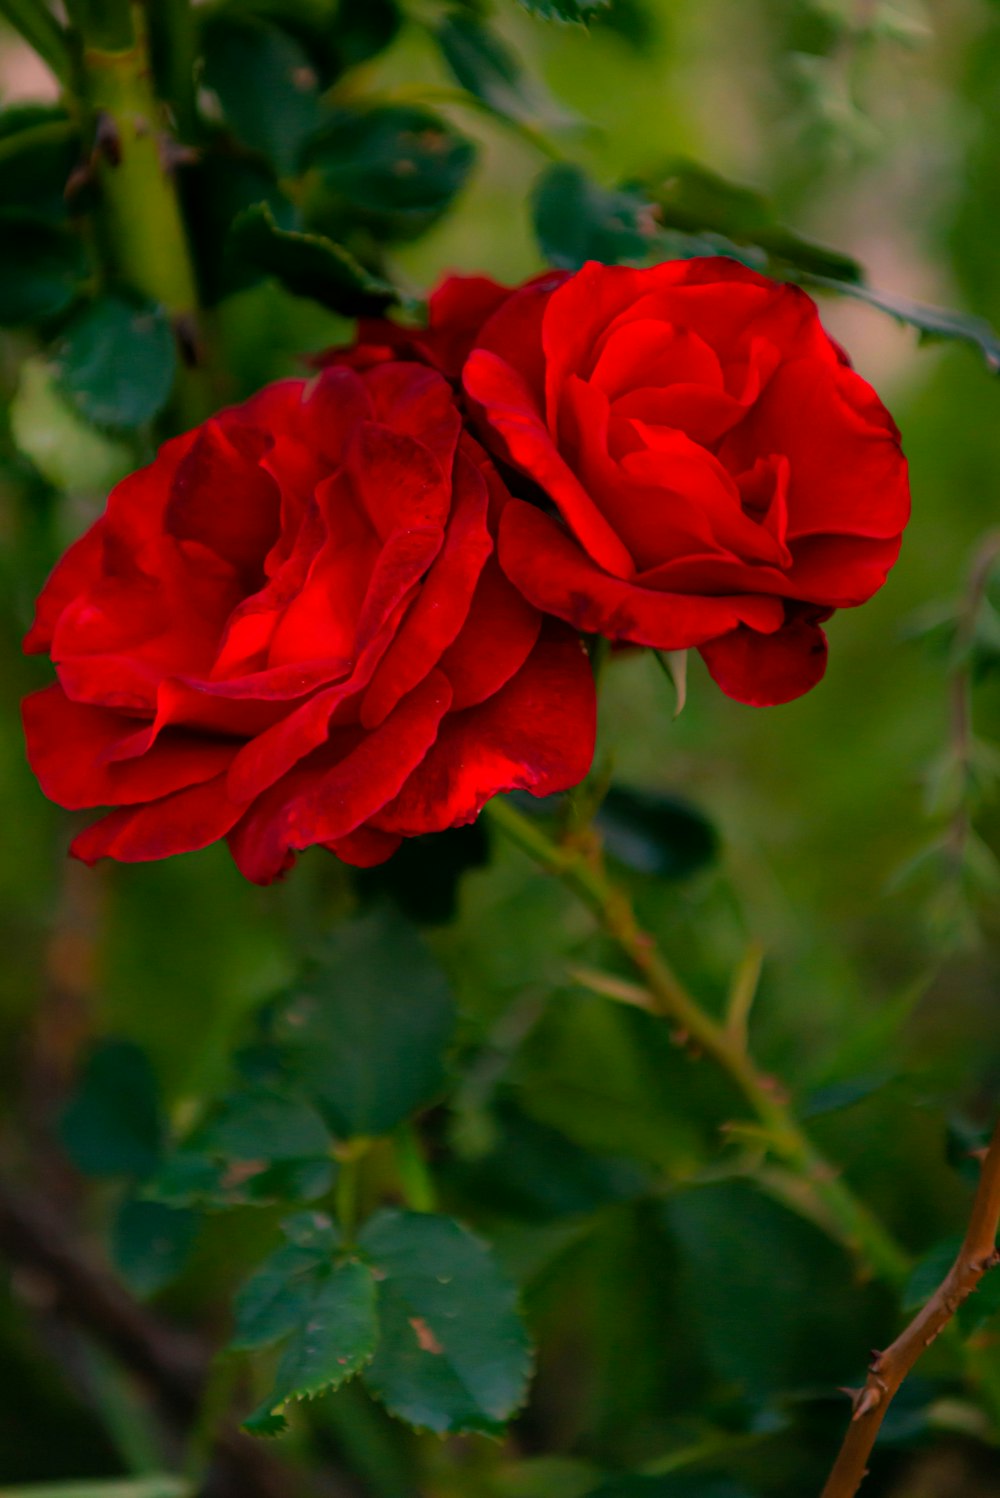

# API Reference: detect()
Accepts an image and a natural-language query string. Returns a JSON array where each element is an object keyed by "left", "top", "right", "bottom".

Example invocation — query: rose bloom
[
  {"left": 22, "top": 363, "right": 596, "bottom": 883},
  {"left": 347, "top": 258, "right": 910, "bottom": 707}
]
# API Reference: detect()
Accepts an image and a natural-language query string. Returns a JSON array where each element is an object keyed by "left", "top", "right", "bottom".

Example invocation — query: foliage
[{"left": 2, "top": 2, "right": 1000, "bottom": 1498}]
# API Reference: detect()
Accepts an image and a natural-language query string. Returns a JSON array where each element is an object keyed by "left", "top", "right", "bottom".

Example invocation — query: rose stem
[
  {"left": 819, "top": 1115, "right": 1000, "bottom": 1498},
  {"left": 62, "top": 0, "right": 213, "bottom": 424},
  {"left": 484, "top": 795, "right": 909, "bottom": 1286}
]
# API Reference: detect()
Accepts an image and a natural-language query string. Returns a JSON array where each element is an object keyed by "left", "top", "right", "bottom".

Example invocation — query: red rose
[
  {"left": 22, "top": 363, "right": 596, "bottom": 883},
  {"left": 459, "top": 257, "right": 910, "bottom": 706}
]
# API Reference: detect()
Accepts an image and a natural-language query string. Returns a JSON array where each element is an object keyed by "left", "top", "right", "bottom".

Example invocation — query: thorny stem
[
  {"left": 64, "top": 0, "right": 212, "bottom": 425},
  {"left": 485, "top": 796, "right": 910, "bottom": 1287},
  {"left": 820, "top": 1115, "right": 1000, "bottom": 1498}
]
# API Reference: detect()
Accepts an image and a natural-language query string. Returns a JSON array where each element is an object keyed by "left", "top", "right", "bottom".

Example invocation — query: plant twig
[
  {"left": 819, "top": 1115, "right": 1000, "bottom": 1498},
  {"left": 485, "top": 797, "right": 910, "bottom": 1287},
  {"left": 0, "top": 1177, "right": 357, "bottom": 1498}
]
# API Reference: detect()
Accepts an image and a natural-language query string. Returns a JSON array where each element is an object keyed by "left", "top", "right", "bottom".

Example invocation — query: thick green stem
[
  {"left": 485, "top": 796, "right": 911, "bottom": 1288},
  {"left": 65, "top": 1, "right": 211, "bottom": 425}
]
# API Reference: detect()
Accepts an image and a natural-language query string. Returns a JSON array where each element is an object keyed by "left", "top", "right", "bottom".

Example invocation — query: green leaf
[
  {"left": 355, "top": 822, "right": 490, "bottom": 925},
  {"left": 150, "top": 1087, "right": 335, "bottom": 1209},
  {"left": 111, "top": 1198, "right": 199, "bottom": 1298},
  {"left": 532, "top": 164, "right": 657, "bottom": 270},
  {"left": 516, "top": 0, "right": 612, "bottom": 22},
  {"left": 53, "top": 295, "right": 177, "bottom": 430},
  {"left": 0, "top": 214, "right": 87, "bottom": 327},
  {"left": 805, "top": 275, "right": 1000, "bottom": 375},
  {"left": 257, "top": 907, "right": 457, "bottom": 1139},
  {"left": 304, "top": 105, "right": 476, "bottom": 241},
  {"left": 200, "top": 11, "right": 323, "bottom": 176},
  {"left": 247, "top": 1260, "right": 377, "bottom": 1431},
  {"left": 0, "top": 107, "right": 80, "bottom": 222},
  {"left": 232, "top": 1218, "right": 342, "bottom": 1350},
  {"left": 231, "top": 203, "right": 398, "bottom": 316},
  {"left": 235, "top": 1216, "right": 379, "bottom": 1434},
  {"left": 902, "top": 1236, "right": 957, "bottom": 1314},
  {"left": 60, "top": 1040, "right": 164, "bottom": 1180},
  {"left": 596, "top": 785, "right": 719, "bottom": 881},
  {"left": 230, "top": 0, "right": 401, "bottom": 82},
  {"left": 642, "top": 159, "right": 863, "bottom": 282},
  {"left": 358, "top": 1209, "right": 533, "bottom": 1434},
  {"left": 435, "top": 14, "right": 570, "bottom": 128},
  {"left": 327, "top": 0, "right": 401, "bottom": 72}
]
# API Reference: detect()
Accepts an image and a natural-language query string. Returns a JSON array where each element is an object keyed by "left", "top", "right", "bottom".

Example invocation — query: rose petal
[
  {"left": 372, "top": 624, "right": 596, "bottom": 835},
  {"left": 499, "top": 500, "right": 783, "bottom": 649},
  {"left": 71, "top": 773, "right": 246, "bottom": 865},
  {"left": 464, "top": 349, "right": 636, "bottom": 579},
  {"left": 227, "top": 671, "right": 452, "bottom": 884},
  {"left": 699, "top": 611, "right": 829, "bottom": 706}
]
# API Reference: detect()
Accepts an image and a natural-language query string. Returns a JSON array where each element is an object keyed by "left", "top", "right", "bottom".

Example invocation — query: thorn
[
  {"left": 64, "top": 160, "right": 95, "bottom": 201},
  {"left": 94, "top": 111, "right": 121, "bottom": 167},
  {"left": 669, "top": 1027, "right": 689, "bottom": 1048},
  {"left": 852, "top": 1385, "right": 883, "bottom": 1420},
  {"left": 173, "top": 313, "right": 203, "bottom": 369},
  {"left": 160, "top": 136, "right": 199, "bottom": 175},
  {"left": 838, "top": 1385, "right": 862, "bottom": 1404}
]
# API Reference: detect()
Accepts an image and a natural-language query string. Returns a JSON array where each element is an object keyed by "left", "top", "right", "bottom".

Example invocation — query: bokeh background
[{"left": 4, "top": 1, "right": 1000, "bottom": 1495}]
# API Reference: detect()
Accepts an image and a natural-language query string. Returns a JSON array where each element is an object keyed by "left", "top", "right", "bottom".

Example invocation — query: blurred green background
[{"left": 4, "top": 1, "right": 1000, "bottom": 1495}]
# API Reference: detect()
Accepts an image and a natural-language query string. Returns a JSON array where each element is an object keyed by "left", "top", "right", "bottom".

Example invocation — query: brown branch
[
  {"left": 0, "top": 1176, "right": 360, "bottom": 1498},
  {"left": 819, "top": 1115, "right": 1000, "bottom": 1498}
]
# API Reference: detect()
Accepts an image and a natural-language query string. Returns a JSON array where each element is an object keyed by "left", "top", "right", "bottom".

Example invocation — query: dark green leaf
[
  {"left": 532, "top": 164, "right": 657, "bottom": 270},
  {"left": 182, "top": 148, "right": 296, "bottom": 305},
  {"left": 355, "top": 823, "right": 490, "bottom": 925},
  {"left": 329, "top": 0, "right": 401, "bottom": 71},
  {"left": 436, "top": 14, "right": 568, "bottom": 127},
  {"left": 257, "top": 907, "right": 457, "bottom": 1139},
  {"left": 445, "top": 1102, "right": 651, "bottom": 1220},
  {"left": 805, "top": 275, "right": 1000, "bottom": 375},
  {"left": 60, "top": 1041, "right": 164, "bottom": 1180},
  {"left": 230, "top": 0, "right": 401, "bottom": 82},
  {"left": 596, "top": 785, "right": 718, "bottom": 881},
  {"left": 149, "top": 1088, "right": 335, "bottom": 1209},
  {"left": 304, "top": 105, "right": 476, "bottom": 241},
  {"left": 642, "top": 159, "right": 863, "bottom": 282},
  {"left": 232, "top": 1224, "right": 341, "bottom": 1350},
  {"left": 54, "top": 295, "right": 177, "bottom": 429},
  {"left": 0, "top": 107, "right": 80, "bottom": 222},
  {"left": 358, "top": 1209, "right": 532, "bottom": 1434},
  {"left": 946, "top": 1114, "right": 990, "bottom": 1184},
  {"left": 235, "top": 1216, "right": 378, "bottom": 1434},
  {"left": 801, "top": 1072, "right": 894, "bottom": 1120},
  {"left": 0, "top": 214, "right": 87, "bottom": 327},
  {"left": 111, "top": 1198, "right": 198, "bottom": 1298},
  {"left": 200, "top": 11, "right": 323, "bottom": 176},
  {"left": 231, "top": 203, "right": 398, "bottom": 316},
  {"left": 517, "top": 0, "right": 612, "bottom": 22}
]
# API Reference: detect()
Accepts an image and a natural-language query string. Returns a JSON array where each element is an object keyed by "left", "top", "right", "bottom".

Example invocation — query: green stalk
[
  {"left": 485, "top": 796, "right": 911, "bottom": 1287},
  {"left": 64, "top": 1, "right": 211, "bottom": 425}
]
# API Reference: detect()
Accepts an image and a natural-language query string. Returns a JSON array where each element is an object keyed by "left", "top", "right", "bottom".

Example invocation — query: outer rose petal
[
  {"left": 372, "top": 624, "right": 596, "bottom": 836},
  {"left": 70, "top": 773, "right": 247, "bottom": 866},
  {"left": 227, "top": 672, "right": 452, "bottom": 884},
  {"left": 699, "top": 612, "right": 829, "bottom": 706},
  {"left": 499, "top": 500, "right": 783, "bottom": 649},
  {"left": 23, "top": 686, "right": 235, "bottom": 808}
]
